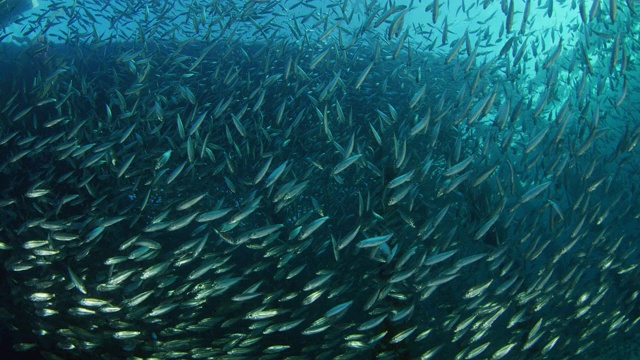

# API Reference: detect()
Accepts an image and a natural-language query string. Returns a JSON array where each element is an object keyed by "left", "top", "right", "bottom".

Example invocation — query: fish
[
  {"left": 332, "top": 154, "right": 362, "bottom": 175},
  {"left": 0, "top": 0, "right": 637, "bottom": 359},
  {"left": 386, "top": 169, "right": 415, "bottom": 189},
  {"left": 505, "top": 0, "right": 514, "bottom": 33},
  {"left": 443, "top": 154, "right": 475, "bottom": 177},
  {"left": 298, "top": 216, "right": 329, "bottom": 240},
  {"left": 445, "top": 30, "right": 468, "bottom": 64},
  {"left": 518, "top": 181, "right": 552, "bottom": 205},
  {"left": 432, "top": 0, "right": 439, "bottom": 24},
  {"left": 590, "top": 0, "right": 601, "bottom": 22},
  {"left": 520, "top": 0, "right": 531, "bottom": 34},
  {"left": 542, "top": 38, "right": 563, "bottom": 69},
  {"left": 424, "top": 250, "right": 458, "bottom": 266},
  {"left": 67, "top": 266, "right": 87, "bottom": 295},
  {"left": 474, "top": 213, "right": 500, "bottom": 240},
  {"left": 356, "top": 234, "right": 393, "bottom": 248},
  {"left": 354, "top": 61, "right": 374, "bottom": 90},
  {"left": 188, "top": 110, "right": 209, "bottom": 136}
]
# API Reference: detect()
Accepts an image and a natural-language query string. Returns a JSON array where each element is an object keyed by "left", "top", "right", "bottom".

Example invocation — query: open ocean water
[{"left": 0, "top": 0, "right": 639, "bottom": 359}]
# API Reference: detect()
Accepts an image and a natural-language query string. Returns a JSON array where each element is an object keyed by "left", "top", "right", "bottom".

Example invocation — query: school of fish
[{"left": 0, "top": 0, "right": 639, "bottom": 359}]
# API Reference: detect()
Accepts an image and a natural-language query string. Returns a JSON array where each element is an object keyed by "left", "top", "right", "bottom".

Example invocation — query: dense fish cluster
[{"left": 1, "top": 0, "right": 639, "bottom": 359}]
